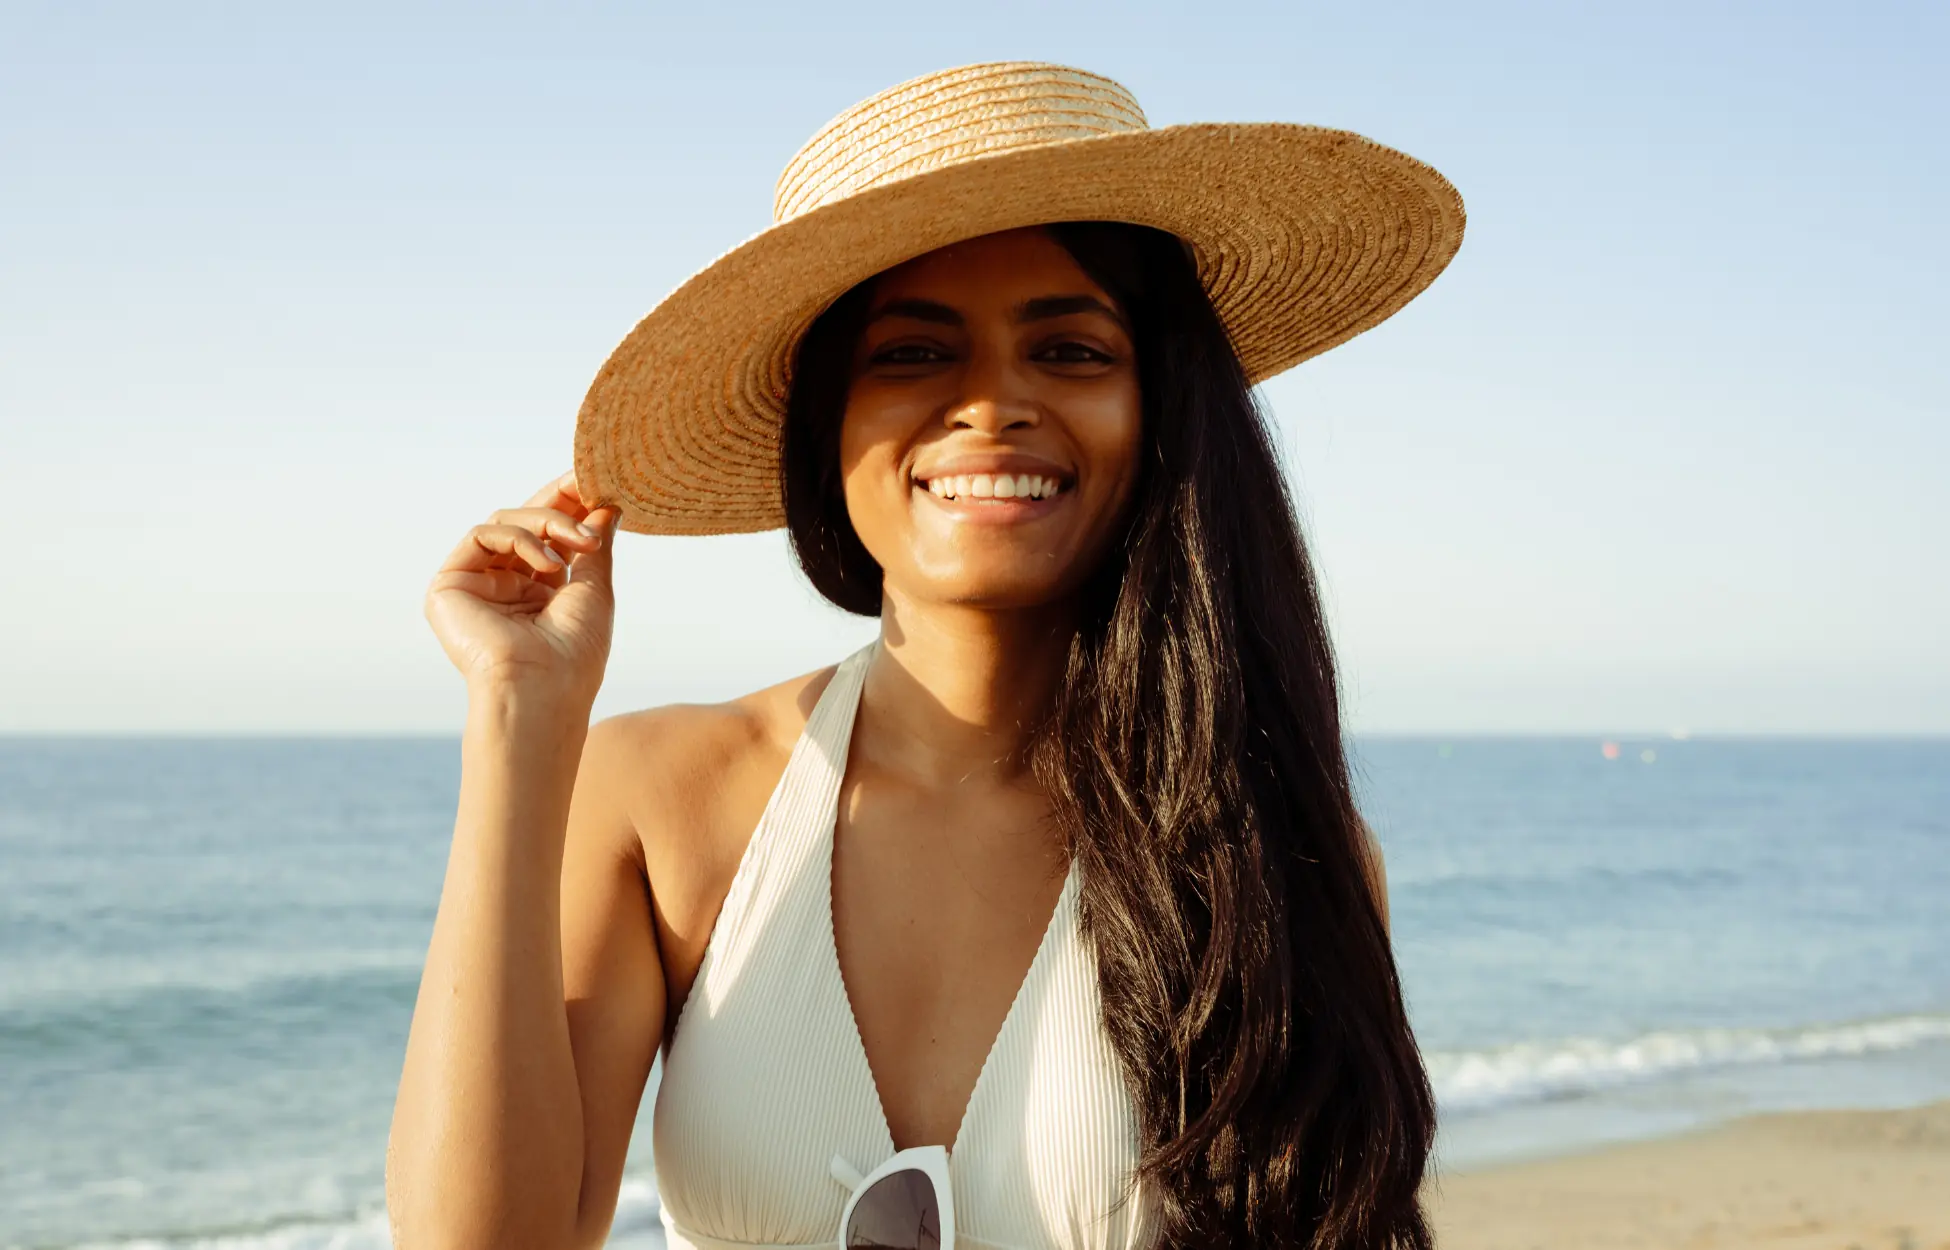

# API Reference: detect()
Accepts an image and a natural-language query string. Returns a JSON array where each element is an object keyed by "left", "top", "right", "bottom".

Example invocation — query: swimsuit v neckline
[
  {"left": 818, "top": 640, "right": 1081, "bottom": 1158},
  {"left": 651, "top": 638, "right": 1159, "bottom": 1250}
]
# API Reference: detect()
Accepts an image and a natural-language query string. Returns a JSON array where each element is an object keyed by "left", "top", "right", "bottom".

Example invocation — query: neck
[{"left": 858, "top": 590, "right": 1077, "bottom": 789}]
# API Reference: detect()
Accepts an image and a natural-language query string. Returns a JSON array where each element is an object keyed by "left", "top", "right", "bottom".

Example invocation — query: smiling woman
[{"left": 390, "top": 62, "right": 1461, "bottom": 1250}]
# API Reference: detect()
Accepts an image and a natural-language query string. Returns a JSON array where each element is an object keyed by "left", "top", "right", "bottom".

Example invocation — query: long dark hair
[{"left": 781, "top": 222, "right": 1435, "bottom": 1248}]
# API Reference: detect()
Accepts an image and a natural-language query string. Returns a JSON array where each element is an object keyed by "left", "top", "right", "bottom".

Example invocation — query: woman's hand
[{"left": 424, "top": 471, "right": 622, "bottom": 709}]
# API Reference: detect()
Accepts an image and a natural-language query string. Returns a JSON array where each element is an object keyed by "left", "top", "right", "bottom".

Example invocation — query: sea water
[{"left": 2, "top": 736, "right": 1945, "bottom": 1248}]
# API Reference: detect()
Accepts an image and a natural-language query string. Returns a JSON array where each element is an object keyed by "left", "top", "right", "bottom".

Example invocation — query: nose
[
  {"left": 943, "top": 344, "right": 1041, "bottom": 434},
  {"left": 946, "top": 396, "right": 1040, "bottom": 434}
]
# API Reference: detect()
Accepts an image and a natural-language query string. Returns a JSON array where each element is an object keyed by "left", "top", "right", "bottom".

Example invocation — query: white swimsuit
[{"left": 652, "top": 642, "right": 1161, "bottom": 1250}]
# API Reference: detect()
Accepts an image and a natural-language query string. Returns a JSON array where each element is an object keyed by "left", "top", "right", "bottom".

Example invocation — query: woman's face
[{"left": 837, "top": 227, "right": 1143, "bottom": 612}]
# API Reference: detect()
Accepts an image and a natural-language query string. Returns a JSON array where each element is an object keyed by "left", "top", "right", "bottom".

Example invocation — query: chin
[{"left": 909, "top": 565, "right": 1079, "bottom": 612}]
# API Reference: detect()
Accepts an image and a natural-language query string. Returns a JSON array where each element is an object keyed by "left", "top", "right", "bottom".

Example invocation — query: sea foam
[
  {"left": 64, "top": 1179, "right": 664, "bottom": 1250},
  {"left": 1429, "top": 1012, "right": 1950, "bottom": 1112}
]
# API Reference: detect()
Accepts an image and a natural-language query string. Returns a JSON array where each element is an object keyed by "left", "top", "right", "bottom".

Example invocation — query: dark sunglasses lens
[{"left": 844, "top": 1167, "right": 941, "bottom": 1249}]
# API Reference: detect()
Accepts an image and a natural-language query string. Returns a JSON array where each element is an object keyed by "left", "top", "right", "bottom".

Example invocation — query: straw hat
[{"left": 574, "top": 62, "right": 1465, "bottom": 535}]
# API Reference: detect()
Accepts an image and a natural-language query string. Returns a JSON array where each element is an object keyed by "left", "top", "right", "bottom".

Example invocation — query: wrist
[{"left": 463, "top": 680, "right": 594, "bottom": 753}]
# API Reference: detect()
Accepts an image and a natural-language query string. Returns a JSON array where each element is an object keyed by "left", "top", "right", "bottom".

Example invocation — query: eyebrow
[
  {"left": 863, "top": 293, "right": 1126, "bottom": 330},
  {"left": 865, "top": 297, "right": 963, "bottom": 327},
  {"left": 1016, "top": 294, "right": 1125, "bottom": 328}
]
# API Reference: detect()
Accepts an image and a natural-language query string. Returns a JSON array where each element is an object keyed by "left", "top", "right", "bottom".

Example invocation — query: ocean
[{"left": 2, "top": 735, "right": 1946, "bottom": 1248}]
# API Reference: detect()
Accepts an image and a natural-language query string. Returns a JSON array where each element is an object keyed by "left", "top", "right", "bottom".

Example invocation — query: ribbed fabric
[{"left": 654, "top": 642, "right": 1160, "bottom": 1250}]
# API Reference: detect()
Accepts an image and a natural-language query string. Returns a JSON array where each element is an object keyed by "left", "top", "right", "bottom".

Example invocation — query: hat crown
[{"left": 773, "top": 62, "right": 1149, "bottom": 223}]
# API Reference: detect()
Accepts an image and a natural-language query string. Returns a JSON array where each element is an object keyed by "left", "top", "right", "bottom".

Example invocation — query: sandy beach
[{"left": 1428, "top": 1100, "right": 1950, "bottom": 1250}]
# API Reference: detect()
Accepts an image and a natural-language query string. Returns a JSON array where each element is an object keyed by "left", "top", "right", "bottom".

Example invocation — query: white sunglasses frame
[{"left": 830, "top": 1145, "right": 956, "bottom": 1249}]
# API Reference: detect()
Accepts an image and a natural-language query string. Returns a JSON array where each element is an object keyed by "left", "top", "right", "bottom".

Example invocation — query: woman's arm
[
  {"left": 386, "top": 705, "right": 665, "bottom": 1250},
  {"left": 557, "top": 718, "right": 668, "bottom": 1245},
  {"left": 387, "top": 475, "right": 663, "bottom": 1250}
]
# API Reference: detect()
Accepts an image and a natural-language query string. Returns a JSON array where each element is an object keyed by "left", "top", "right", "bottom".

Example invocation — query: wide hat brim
[{"left": 575, "top": 121, "right": 1464, "bottom": 535}]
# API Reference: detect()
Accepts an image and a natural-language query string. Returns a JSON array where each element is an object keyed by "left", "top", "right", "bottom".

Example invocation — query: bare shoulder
[
  {"left": 587, "top": 662, "right": 842, "bottom": 837},
  {"left": 579, "top": 661, "right": 845, "bottom": 1002}
]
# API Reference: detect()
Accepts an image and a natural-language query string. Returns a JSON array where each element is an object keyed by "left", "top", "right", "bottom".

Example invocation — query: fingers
[
  {"left": 484, "top": 505, "right": 606, "bottom": 557},
  {"left": 522, "top": 469, "right": 592, "bottom": 515},
  {"left": 440, "top": 504, "right": 601, "bottom": 572},
  {"left": 562, "top": 505, "right": 621, "bottom": 599},
  {"left": 428, "top": 567, "right": 556, "bottom": 607},
  {"left": 440, "top": 522, "right": 573, "bottom": 580},
  {"left": 433, "top": 487, "right": 623, "bottom": 608}
]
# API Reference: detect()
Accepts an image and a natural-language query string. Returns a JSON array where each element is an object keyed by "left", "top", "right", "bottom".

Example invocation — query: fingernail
[
  {"left": 576, "top": 522, "right": 598, "bottom": 540},
  {"left": 543, "top": 545, "right": 566, "bottom": 564}
]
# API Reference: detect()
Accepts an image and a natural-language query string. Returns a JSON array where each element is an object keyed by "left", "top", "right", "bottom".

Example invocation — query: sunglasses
[{"left": 830, "top": 1146, "right": 956, "bottom": 1249}]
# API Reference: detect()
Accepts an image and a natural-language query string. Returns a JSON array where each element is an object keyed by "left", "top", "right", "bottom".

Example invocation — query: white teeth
[{"left": 920, "top": 472, "right": 1065, "bottom": 499}]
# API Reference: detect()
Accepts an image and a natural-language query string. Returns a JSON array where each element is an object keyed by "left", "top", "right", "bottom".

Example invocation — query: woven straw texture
[{"left": 575, "top": 62, "right": 1465, "bottom": 535}]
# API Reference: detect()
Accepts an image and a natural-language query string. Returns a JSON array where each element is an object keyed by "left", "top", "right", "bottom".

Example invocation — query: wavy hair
[{"left": 780, "top": 222, "right": 1435, "bottom": 1249}]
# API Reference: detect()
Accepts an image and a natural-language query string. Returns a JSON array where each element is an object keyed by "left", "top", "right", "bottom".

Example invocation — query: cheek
[
  {"left": 1077, "top": 381, "right": 1145, "bottom": 516},
  {"left": 835, "top": 395, "right": 918, "bottom": 553}
]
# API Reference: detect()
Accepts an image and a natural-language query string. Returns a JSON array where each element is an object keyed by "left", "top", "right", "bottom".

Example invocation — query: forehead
[{"left": 867, "top": 227, "right": 1106, "bottom": 307}]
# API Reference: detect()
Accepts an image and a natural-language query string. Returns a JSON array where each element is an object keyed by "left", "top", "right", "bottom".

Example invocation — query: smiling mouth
[{"left": 914, "top": 472, "right": 1069, "bottom": 501}]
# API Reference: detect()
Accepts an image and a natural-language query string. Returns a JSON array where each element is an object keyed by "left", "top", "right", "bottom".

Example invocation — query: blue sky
[{"left": 2, "top": 1, "right": 1944, "bottom": 734}]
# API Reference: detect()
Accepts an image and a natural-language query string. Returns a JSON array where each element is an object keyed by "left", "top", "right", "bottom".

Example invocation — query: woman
[{"left": 389, "top": 63, "right": 1463, "bottom": 1250}]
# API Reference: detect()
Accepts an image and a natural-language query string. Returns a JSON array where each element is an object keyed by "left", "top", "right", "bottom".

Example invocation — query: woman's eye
[
  {"left": 870, "top": 343, "right": 950, "bottom": 366},
  {"left": 1036, "top": 340, "right": 1115, "bottom": 365}
]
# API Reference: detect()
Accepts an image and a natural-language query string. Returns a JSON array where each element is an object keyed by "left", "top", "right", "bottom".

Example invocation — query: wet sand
[{"left": 1428, "top": 1100, "right": 1950, "bottom": 1250}]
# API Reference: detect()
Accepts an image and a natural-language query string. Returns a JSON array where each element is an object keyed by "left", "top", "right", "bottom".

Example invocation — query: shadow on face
[{"left": 837, "top": 227, "right": 1144, "bottom": 614}]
